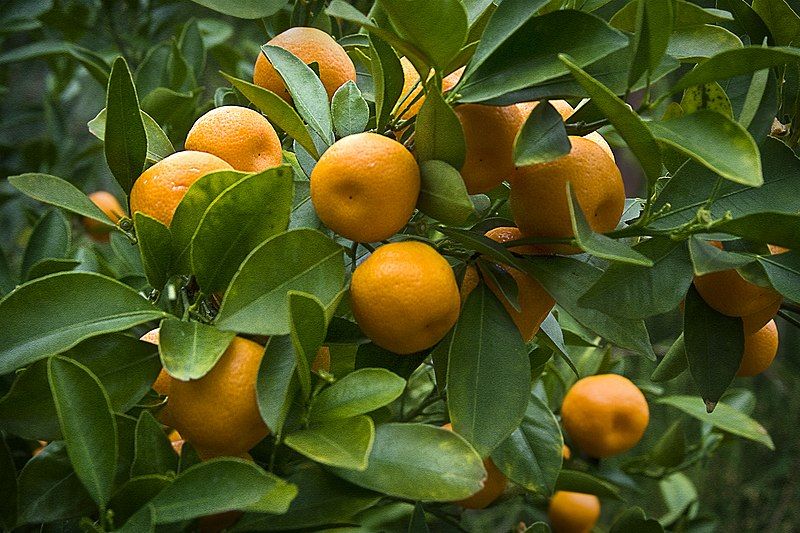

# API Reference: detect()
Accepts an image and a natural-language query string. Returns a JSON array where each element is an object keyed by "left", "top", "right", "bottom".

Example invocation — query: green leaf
[
  {"left": 752, "top": 0, "right": 800, "bottom": 46},
  {"left": 688, "top": 237, "right": 755, "bottom": 276},
  {"left": 216, "top": 229, "right": 345, "bottom": 336},
  {"left": 0, "top": 40, "right": 110, "bottom": 85},
  {"left": 134, "top": 213, "right": 172, "bottom": 290},
  {"left": 110, "top": 475, "right": 171, "bottom": 528},
  {"left": 179, "top": 19, "right": 206, "bottom": 77},
  {"left": 680, "top": 82, "right": 733, "bottom": 118},
  {"left": 285, "top": 415, "right": 375, "bottom": 470},
  {"left": 670, "top": 46, "right": 800, "bottom": 94},
  {"left": 17, "top": 442, "right": 95, "bottom": 525},
  {"left": 610, "top": 0, "right": 733, "bottom": 31},
  {"left": 758, "top": 251, "right": 800, "bottom": 303},
  {"left": 579, "top": 238, "right": 692, "bottom": 318},
  {"left": 261, "top": 45, "right": 334, "bottom": 146},
  {"left": 610, "top": 507, "right": 664, "bottom": 533},
  {"left": 719, "top": 0, "right": 772, "bottom": 46},
  {"left": 446, "top": 282, "right": 530, "bottom": 456},
  {"left": 0, "top": 272, "right": 165, "bottom": 375},
  {"left": 376, "top": 0, "right": 468, "bottom": 69},
  {"left": 0, "top": 436, "right": 17, "bottom": 530},
  {"left": 288, "top": 291, "right": 328, "bottom": 399},
  {"left": 131, "top": 411, "right": 179, "bottom": 477},
  {"left": 159, "top": 318, "right": 236, "bottom": 381},
  {"left": 560, "top": 55, "right": 662, "bottom": 185},
  {"left": 148, "top": 459, "right": 297, "bottom": 522},
  {"left": 658, "top": 395, "right": 774, "bottom": 449},
  {"left": 567, "top": 184, "right": 653, "bottom": 266},
  {"left": 48, "top": 356, "right": 118, "bottom": 506},
  {"left": 409, "top": 502, "right": 430, "bottom": 533},
  {"left": 658, "top": 472, "right": 697, "bottom": 525},
  {"left": 25, "top": 259, "right": 81, "bottom": 282},
  {"left": 105, "top": 57, "right": 147, "bottom": 194},
  {"left": 369, "top": 33, "right": 405, "bottom": 131},
  {"left": 0, "top": 247, "right": 15, "bottom": 296},
  {"left": 309, "top": 368, "right": 406, "bottom": 422},
  {"left": 223, "top": 74, "right": 319, "bottom": 159},
  {"left": 416, "top": 160, "right": 475, "bottom": 225},
  {"left": 684, "top": 285, "right": 743, "bottom": 409},
  {"left": 650, "top": 420, "right": 686, "bottom": 468},
  {"left": 714, "top": 213, "right": 800, "bottom": 250},
  {"left": 628, "top": 0, "right": 673, "bottom": 87},
  {"left": 649, "top": 110, "right": 761, "bottom": 186},
  {"left": 514, "top": 257, "right": 656, "bottom": 358},
  {"left": 257, "top": 335, "right": 299, "bottom": 437},
  {"left": 651, "top": 334, "right": 689, "bottom": 382},
  {"left": 513, "top": 101, "right": 571, "bottom": 166},
  {"left": 491, "top": 392, "right": 563, "bottom": 495},
  {"left": 416, "top": 85, "right": 466, "bottom": 169},
  {"left": 331, "top": 81, "right": 369, "bottom": 138},
  {"left": 21, "top": 210, "right": 71, "bottom": 277},
  {"left": 191, "top": 166, "right": 294, "bottom": 294},
  {"left": 667, "top": 25, "right": 743, "bottom": 62},
  {"left": 555, "top": 470, "right": 622, "bottom": 499},
  {"left": 233, "top": 464, "right": 380, "bottom": 531},
  {"left": 332, "top": 423, "right": 486, "bottom": 501},
  {"left": 186, "top": 0, "right": 284, "bottom": 18},
  {"left": 456, "top": 9, "right": 628, "bottom": 103},
  {"left": 88, "top": 108, "right": 174, "bottom": 163},
  {"left": 8, "top": 174, "right": 116, "bottom": 226}
]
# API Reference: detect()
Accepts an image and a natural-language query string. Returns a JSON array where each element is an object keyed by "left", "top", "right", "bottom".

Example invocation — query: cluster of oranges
[{"left": 79, "top": 25, "right": 784, "bottom": 531}]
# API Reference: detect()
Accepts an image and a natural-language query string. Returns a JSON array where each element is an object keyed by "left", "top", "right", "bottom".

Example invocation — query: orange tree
[{"left": 0, "top": 0, "right": 799, "bottom": 531}]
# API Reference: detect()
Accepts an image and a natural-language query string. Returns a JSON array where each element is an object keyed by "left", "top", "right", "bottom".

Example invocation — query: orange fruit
[
  {"left": 140, "top": 328, "right": 170, "bottom": 396},
  {"left": 83, "top": 191, "right": 125, "bottom": 241},
  {"left": 510, "top": 136, "right": 624, "bottom": 255},
  {"left": 562, "top": 444, "right": 571, "bottom": 460},
  {"left": 737, "top": 319, "right": 779, "bottom": 377},
  {"left": 129, "top": 151, "right": 232, "bottom": 227},
  {"left": 310, "top": 132, "right": 420, "bottom": 242},
  {"left": 398, "top": 58, "right": 463, "bottom": 121},
  {"left": 462, "top": 227, "right": 554, "bottom": 341},
  {"left": 185, "top": 106, "right": 282, "bottom": 172},
  {"left": 693, "top": 242, "right": 783, "bottom": 324},
  {"left": 454, "top": 103, "right": 526, "bottom": 194},
  {"left": 253, "top": 27, "right": 356, "bottom": 102},
  {"left": 167, "top": 336, "right": 268, "bottom": 458},
  {"left": 351, "top": 241, "right": 460, "bottom": 354},
  {"left": 560, "top": 374, "right": 649, "bottom": 458},
  {"left": 443, "top": 423, "right": 507, "bottom": 509},
  {"left": 548, "top": 491, "right": 601, "bottom": 533}
]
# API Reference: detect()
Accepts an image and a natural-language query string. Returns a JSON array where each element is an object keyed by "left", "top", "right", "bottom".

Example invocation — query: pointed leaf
[
  {"left": 416, "top": 85, "right": 466, "bottom": 169},
  {"left": 284, "top": 416, "right": 375, "bottom": 470},
  {"left": 105, "top": 57, "right": 147, "bottom": 194},
  {"left": 514, "top": 101, "right": 571, "bottom": 166},
  {"left": 331, "top": 81, "right": 369, "bottom": 138},
  {"left": 369, "top": 33, "right": 405, "bottom": 131},
  {"left": 8, "top": 174, "right": 115, "bottom": 226},
  {"left": 309, "top": 368, "right": 406, "bottom": 422},
  {"left": 159, "top": 318, "right": 236, "bottom": 381},
  {"left": 417, "top": 160, "right": 475, "bottom": 225},
  {"left": 134, "top": 213, "right": 172, "bottom": 290},
  {"left": 131, "top": 411, "right": 179, "bottom": 477}
]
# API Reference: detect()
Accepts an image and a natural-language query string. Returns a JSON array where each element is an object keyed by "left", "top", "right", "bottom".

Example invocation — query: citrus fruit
[
  {"left": 454, "top": 103, "right": 526, "bottom": 194},
  {"left": 561, "top": 374, "right": 649, "bottom": 458},
  {"left": 310, "top": 132, "right": 420, "bottom": 242},
  {"left": 185, "top": 106, "right": 282, "bottom": 172},
  {"left": 510, "top": 136, "right": 624, "bottom": 255},
  {"left": 443, "top": 423, "right": 507, "bottom": 509},
  {"left": 738, "top": 319, "right": 779, "bottom": 377},
  {"left": 350, "top": 241, "right": 460, "bottom": 354},
  {"left": 562, "top": 444, "right": 571, "bottom": 460},
  {"left": 693, "top": 242, "right": 783, "bottom": 324},
  {"left": 253, "top": 26, "right": 356, "bottom": 102},
  {"left": 140, "top": 328, "right": 170, "bottom": 396},
  {"left": 548, "top": 491, "right": 601, "bottom": 533},
  {"left": 397, "top": 58, "right": 463, "bottom": 121},
  {"left": 129, "top": 151, "right": 232, "bottom": 226},
  {"left": 166, "top": 336, "right": 268, "bottom": 458},
  {"left": 84, "top": 191, "right": 125, "bottom": 241}
]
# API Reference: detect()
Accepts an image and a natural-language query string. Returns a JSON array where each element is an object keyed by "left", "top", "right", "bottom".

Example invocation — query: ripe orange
[
  {"left": 398, "top": 58, "right": 463, "bottom": 121},
  {"left": 140, "top": 328, "right": 170, "bottom": 396},
  {"left": 167, "top": 336, "right": 269, "bottom": 459},
  {"left": 548, "top": 491, "right": 601, "bottom": 533},
  {"left": 253, "top": 27, "right": 356, "bottom": 102},
  {"left": 350, "top": 241, "right": 460, "bottom": 354},
  {"left": 443, "top": 423, "right": 507, "bottom": 509},
  {"left": 561, "top": 374, "right": 649, "bottom": 458},
  {"left": 310, "top": 132, "right": 420, "bottom": 243},
  {"left": 129, "top": 151, "right": 232, "bottom": 227},
  {"left": 84, "top": 191, "right": 125, "bottom": 241},
  {"left": 562, "top": 444, "right": 571, "bottom": 460},
  {"left": 185, "top": 106, "right": 282, "bottom": 172},
  {"left": 454, "top": 103, "right": 526, "bottom": 194},
  {"left": 693, "top": 242, "right": 783, "bottom": 325},
  {"left": 737, "top": 319, "right": 779, "bottom": 377},
  {"left": 510, "top": 136, "right": 624, "bottom": 255}
]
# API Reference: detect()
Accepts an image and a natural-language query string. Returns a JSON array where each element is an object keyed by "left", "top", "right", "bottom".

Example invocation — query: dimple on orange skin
[
  {"left": 510, "top": 136, "right": 625, "bottom": 255},
  {"left": 84, "top": 191, "right": 125, "bottom": 241},
  {"left": 310, "top": 132, "right": 420, "bottom": 243},
  {"left": 738, "top": 319, "right": 779, "bottom": 377},
  {"left": 167, "top": 336, "right": 269, "bottom": 459},
  {"left": 560, "top": 374, "right": 649, "bottom": 458},
  {"left": 454, "top": 103, "right": 526, "bottom": 194},
  {"left": 351, "top": 241, "right": 461, "bottom": 354},
  {"left": 253, "top": 26, "right": 356, "bottom": 102},
  {"left": 442, "top": 423, "right": 507, "bottom": 509},
  {"left": 185, "top": 106, "right": 282, "bottom": 173},
  {"left": 548, "top": 491, "right": 601, "bottom": 533},
  {"left": 129, "top": 151, "right": 232, "bottom": 227}
]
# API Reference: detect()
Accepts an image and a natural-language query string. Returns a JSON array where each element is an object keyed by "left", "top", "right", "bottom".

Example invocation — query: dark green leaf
[
  {"left": 288, "top": 291, "right": 328, "bottom": 399},
  {"left": 8, "top": 174, "right": 115, "bottom": 226},
  {"left": 284, "top": 415, "right": 374, "bottom": 470},
  {"left": 718, "top": 0, "right": 772, "bottom": 46},
  {"left": 513, "top": 101, "right": 571, "bottom": 166},
  {"left": 131, "top": 411, "right": 179, "bottom": 477},
  {"left": 610, "top": 507, "right": 664, "bottom": 533},
  {"left": 667, "top": 25, "right": 743, "bottom": 62},
  {"left": 88, "top": 108, "right": 174, "bottom": 163},
  {"left": 25, "top": 259, "right": 81, "bottom": 282},
  {"left": 688, "top": 237, "right": 755, "bottom": 275},
  {"left": 105, "top": 57, "right": 147, "bottom": 194},
  {"left": 0, "top": 40, "right": 109, "bottom": 85},
  {"left": 416, "top": 85, "right": 466, "bottom": 169},
  {"left": 110, "top": 475, "right": 171, "bottom": 528},
  {"left": 417, "top": 160, "right": 475, "bottom": 225},
  {"left": 186, "top": 0, "right": 284, "bottom": 18},
  {"left": 309, "top": 368, "right": 406, "bottom": 422},
  {"left": 752, "top": 0, "right": 800, "bottom": 46},
  {"left": 257, "top": 335, "right": 299, "bottom": 436},
  {"left": 610, "top": 0, "right": 733, "bottom": 31},
  {"left": 409, "top": 502, "right": 430, "bottom": 533},
  {"left": 714, "top": 213, "right": 800, "bottom": 250},
  {"left": 179, "top": 19, "right": 206, "bottom": 77},
  {"left": 331, "top": 81, "right": 369, "bottom": 138},
  {"left": 651, "top": 334, "right": 689, "bottom": 382},
  {"left": 0, "top": 436, "right": 17, "bottom": 530},
  {"left": 758, "top": 251, "right": 800, "bottom": 302},
  {"left": 159, "top": 318, "right": 236, "bottom": 381},
  {"left": 134, "top": 213, "right": 172, "bottom": 290},
  {"left": 628, "top": 0, "right": 673, "bottom": 87},
  {"left": 555, "top": 470, "right": 622, "bottom": 499},
  {"left": 21, "top": 210, "right": 71, "bottom": 277},
  {"left": 369, "top": 34, "right": 405, "bottom": 131}
]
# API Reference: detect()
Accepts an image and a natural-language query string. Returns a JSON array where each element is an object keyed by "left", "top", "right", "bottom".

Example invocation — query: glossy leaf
[
  {"left": 752, "top": 0, "right": 800, "bottom": 46},
  {"left": 513, "top": 101, "right": 570, "bottom": 166},
  {"left": 8, "top": 174, "right": 115, "bottom": 226},
  {"left": 159, "top": 318, "right": 235, "bottom": 381},
  {"left": 555, "top": 470, "right": 622, "bottom": 499},
  {"left": 284, "top": 416, "right": 375, "bottom": 470},
  {"left": 714, "top": 212, "right": 800, "bottom": 251},
  {"left": 331, "top": 81, "right": 369, "bottom": 138},
  {"left": 257, "top": 335, "right": 299, "bottom": 436},
  {"left": 415, "top": 85, "right": 466, "bottom": 169},
  {"left": 758, "top": 251, "right": 800, "bottom": 303},
  {"left": 187, "top": 0, "right": 284, "bottom": 18},
  {"left": 0, "top": 272, "right": 165, "bottom": 375},
  {"left": 667, "top": 25, "right": 743, "bottom": 62},
  {"left": 88, "top": 108, "right": 174, "bottom": 163},
  {"left": 21, "top": 210, "right": 71, "bottom": 277},
  {"left": 309, "top": 368, "right": 406, "bottom": 422},
  {"left": 105, "top": 57, "right": 147, "bottom": 194},
  {"left": 687, "top": 237, "right": 755, "bottom": 276},
  {"left": 369, "top": 33, "right": 405, "bottom": 131},
  {"left": 288, "top": 291, "right": 328, "bottom": 399},
  {"left": 134, "top": 213, "right": 172, "bottom": 290},
  {"left": 130, "top": 410, "right": 179, "bottom": 477},
  {"left": 628, "top": 0, "right": 673, "bottom": 87},
  {"left": 417, "top": 160, "right": 475, "bottom": 225}
]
